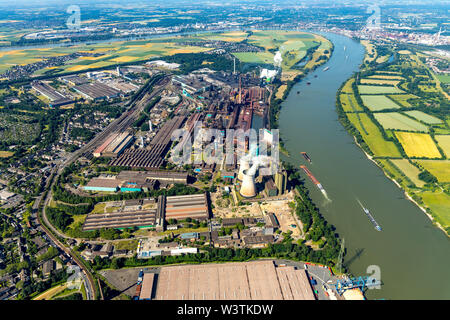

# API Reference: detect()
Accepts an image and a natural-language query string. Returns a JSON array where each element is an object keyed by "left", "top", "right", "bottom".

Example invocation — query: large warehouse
[
  {"left": 93, "top": 131, "right": 134, "bottom": 158},
  {"left": 82, "top": 209, "right": 157, "bottom": 230},
  {"left": 164, "top": 193, "right": 210, "bottom": 221},
  {"left": 149, "top": 260, "right": 315, "bottom": 300},
  {"left": 116, "top": 170, "right": 188, "bottom": 185},
  {"left": 74, "top": 82, "right": 120, "bottom": 100}
]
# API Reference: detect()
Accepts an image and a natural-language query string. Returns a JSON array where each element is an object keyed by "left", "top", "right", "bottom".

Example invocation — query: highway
[{"left": 29, "top": 74, "right": 170, "bottom": 300}]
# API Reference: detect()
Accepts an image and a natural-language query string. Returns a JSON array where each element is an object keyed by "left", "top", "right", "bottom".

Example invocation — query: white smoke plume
[{"left": 274, "top": 51, "right": 283, "bottom": 68}]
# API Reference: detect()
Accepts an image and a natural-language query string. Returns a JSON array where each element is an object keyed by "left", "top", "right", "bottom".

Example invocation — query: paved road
[
  {"left": 273, "top": 259, "right": 339, "bottom": 300},
  {"left": 29, "top": 74, "right": 170, "bottom": 300}
]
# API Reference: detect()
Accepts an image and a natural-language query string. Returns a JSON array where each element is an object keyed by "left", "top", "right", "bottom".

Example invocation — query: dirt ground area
[
  {"left": 213, "top": 200, "right": 264, "bottom": 219},
  {"left": 260, "top": 200, "right": 301, "bottom": 238},
  {"left": 100, "top": 268, "right": 142, "bottom": 297}
]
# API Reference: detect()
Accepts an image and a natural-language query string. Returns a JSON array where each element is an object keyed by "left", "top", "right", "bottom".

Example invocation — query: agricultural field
[
  {"left": 340, "top": 93, "right": 363, "bottom": 112},
  {"left": 368, "top": 74, "right": 404, "bottom": 80},
  {"left": 231, "top": 51, "right": 274, "bottom": 64},
  {"left": 420, "top": 191, "right": 450, "bottom": 230},
  {"left": 240, "top": 30, "right": 327, "bottom": 70},
  {"left": 357, "top": 85, "right": 404, "bottom": 94},
  {"left": 360, "top": 78, "right": 400, "bottom": 86},
  {"left": 0, "top": 150, "right": 13, "bottom": 158},
  {"left": 390, "top": 159, "right": 425, "bottom": 187},
  {"left": 375, "top": 70, "right": 402, "bottom": 75},
  {"left": 416, "top": 160, "right": 450, "bottom": 182},
  {"left": 404, "top": 111, "right": 443, "bottom": 125},
  {"left": 435, "top": 73, "right": 450, "bottom": 84},
  {"left": 202, "top": 31, "right": 248, "bottom": 42},
  {"left": 0, "top": 38, "right": 211, "bottom": 76},
  {"left": 275, "top": 85, "right": 287, "bottom": 99},
  {"left": 374, "top": 112, "right": 429, "bottom": 132},
  {"left": 435, "top": 135, "right": 450, "bottom": 158},
  {"left": 341, "top": 78, "right": 354, "bottom": 94},
  {"left": 395, "top": 131, "right": 442, "bottom": 158},
  {"left": 361, "top": 40, "right": 376, "bottom": 63},
  {"left": 360, "top": 95, "right": 401, "bottom": 111},
  {"left": 387, "top": 94, "right": 418, "bottom": 108},
  {"left": 346, "top": 113, "right": 401, "bottom": 157}
]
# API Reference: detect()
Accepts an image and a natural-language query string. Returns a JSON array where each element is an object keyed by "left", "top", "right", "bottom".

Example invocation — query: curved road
[{"left": 31, "top": 74, "right": 170, "bottom": 300}]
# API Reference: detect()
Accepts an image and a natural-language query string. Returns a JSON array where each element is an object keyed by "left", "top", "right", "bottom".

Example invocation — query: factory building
[
  {"left": 93, "top": 131, "right": 134, "bottom": 158},
  {"left": 83, "top": 178, "right": 119, "bottom": 192},
  {"left": 110, "top": 116, "right": 185, "bottom": 169},
  {"left": 74, "top": 82, "right": 120, "bottom": 100},
  {"left": 82, "top": 209, "right": 157, "bottom": 231},
  {"left": 275, "top": 170, "right": 288, "bottom": 195},
  {"left": 153, "top": 260, "right": 316, "bottom": 300},
  {"left": 31, "top": 81, "right": 74, "bottom": 107},
  {"left": 116, "top": 170, "right": 188, "bottom": 185},
  {"left": 164, "top": 193, "right": 210, "bottom": 221},
  {"left": 139, "top": 273, "right": 155, "bottom": 300},
  {"left": 83, "top": 176, "right": 158, "bottom": 193},
  {"left": 265, "top": 177, "right": 278, "bottom": 197},
  {"left": 60, "top": 75, "right": 89, "bottom": 86}
]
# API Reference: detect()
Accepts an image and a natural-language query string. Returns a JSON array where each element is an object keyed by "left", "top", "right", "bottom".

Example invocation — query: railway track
[{"left": 30, "top": 74, "right": 170, "bottom": 300}]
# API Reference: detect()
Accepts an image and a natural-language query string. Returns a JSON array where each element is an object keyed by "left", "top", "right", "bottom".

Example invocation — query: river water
[{"left": 278, "top": 32, "right": 450, "bottom": 300}]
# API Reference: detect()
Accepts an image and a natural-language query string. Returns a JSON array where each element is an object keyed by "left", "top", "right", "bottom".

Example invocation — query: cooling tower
[
  {"left": 239, "top": 170, "right": 257, "bottom": 198},
  {"left": 237, "top": 158, "right": 250, "bottom": 181}
]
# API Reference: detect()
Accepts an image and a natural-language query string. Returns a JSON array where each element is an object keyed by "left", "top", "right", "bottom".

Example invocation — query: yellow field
[
  {"left": 109, "top": 56, "right": 137, "bottom": 63},
  {"left": 416, "top": 160, "right": 450, "bottom": 182},
  {"left": 435, "top": 135, "right": 450, "bottom": 158},
  {"left": 361, "top": 40, "right": 376, "bottom": 63},
  {"left": 33, "top": 283, "right": 68, "bottom": 300},
  {"left": 341, "top": 78, "right": 354, "bottom": 94},
  {"left": 0, "top": 151, "right": 13, "bottom": 158},
  {"left": 276, "top": 85, "right": 287, "bottom": 99},
  {"left": 368, "top": 75, "right": 404, "bottom": 80},
  {"left": 66, "top": 65, "right": 98, "bottom": 72},
  {"left": 360, "top": 78, "right": 400, "bottom": 86},
  {"left": 395, "top": 132, "right": 442, "bottom": 158},
  {"left": 398, "top": 50, "right": 412, "bottom": 54},
  {"left": 376, "top": 55, "right": 389, "bottom": 63}
]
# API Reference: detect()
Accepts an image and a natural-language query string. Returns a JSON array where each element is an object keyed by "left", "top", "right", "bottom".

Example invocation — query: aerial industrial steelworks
[{"left": 110, "top": 116, "right": 185, "bottom": 169}]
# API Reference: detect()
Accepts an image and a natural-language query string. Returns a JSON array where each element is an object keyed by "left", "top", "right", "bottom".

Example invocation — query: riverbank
[
  {"left": 334, "top": 38, "right": 450, "bottom": 237},
  {"left": 352, "top": 135, "right": 448, "bottom": 236}
]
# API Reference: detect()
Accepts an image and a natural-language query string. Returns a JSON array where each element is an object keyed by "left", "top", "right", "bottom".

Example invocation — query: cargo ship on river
[
  {"left": 357, "top": 199, "right": 382, "bottom": 231},
  {"left": 301, "top": 152, "right": 312, "bottom": 163},
  {"left": 300, "top": 165, "right": 324, "bottom": 192}
]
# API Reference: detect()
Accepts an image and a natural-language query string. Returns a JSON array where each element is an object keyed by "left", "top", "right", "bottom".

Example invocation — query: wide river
[{"left": 278, "top": 32, "right": 450, "bottom": 299}]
